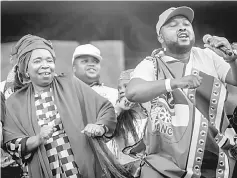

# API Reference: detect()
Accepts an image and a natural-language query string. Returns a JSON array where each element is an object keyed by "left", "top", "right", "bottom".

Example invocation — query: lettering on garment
[{"left": 150, "top": 93, "right": 174, "bottom": 137}]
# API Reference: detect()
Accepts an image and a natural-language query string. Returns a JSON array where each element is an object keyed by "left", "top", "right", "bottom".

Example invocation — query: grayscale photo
[{"left": 1, "top": 1, "right": 237, "bottom": 178}]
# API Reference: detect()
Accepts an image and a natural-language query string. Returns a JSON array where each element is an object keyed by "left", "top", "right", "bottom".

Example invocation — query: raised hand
[
  {"left": 175, "top": 75, "right": 202, "bottom": 89},
  {"left": 39, "top": 125, "right": 55, "bottom": 142}
]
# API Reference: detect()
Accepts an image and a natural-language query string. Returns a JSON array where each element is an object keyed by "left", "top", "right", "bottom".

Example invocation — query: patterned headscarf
[
  {"left": 4, "top": 34, "right": 55, "bottom": 96},
  {"left": 117, "top": 69, "right": 134, "bottom": 102}
]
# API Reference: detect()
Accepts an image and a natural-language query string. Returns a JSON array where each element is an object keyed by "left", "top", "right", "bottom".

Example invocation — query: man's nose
[
  {"left": 178, "top": 27, "right": 187, "bottom": 32},
  {"left": 88, "top": 62, "right": 96, "bottom": 66}
]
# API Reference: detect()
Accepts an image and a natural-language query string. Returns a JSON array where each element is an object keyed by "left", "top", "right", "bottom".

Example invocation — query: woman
[
  {"left": 3, "top": 34, "right": 117, "bottom": 178},
  {"left": 107, "top": 69, "right": 147, "bottom": 169}
]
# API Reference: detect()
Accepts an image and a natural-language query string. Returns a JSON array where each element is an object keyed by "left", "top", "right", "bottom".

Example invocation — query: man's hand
[
  {"left": 173, "top": 75, "right": 202, "bottom": 89},
  {"left": 81, "top": 124, "right": 106, "bottom": 137},
  {"left": 204, "top": 36, "right": 237, "bottom": 62}
]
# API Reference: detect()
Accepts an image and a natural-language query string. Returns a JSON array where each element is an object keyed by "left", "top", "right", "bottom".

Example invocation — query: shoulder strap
[{"left": 147, "top": 48, "right": 175, "bottom": 80}]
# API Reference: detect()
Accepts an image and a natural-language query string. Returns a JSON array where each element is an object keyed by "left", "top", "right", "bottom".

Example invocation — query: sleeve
[
  {"left": 130, "top": 59, "right": 154, "bottom": 112},
  {"left": 131, "top": 59, "right": 156, "bottom": 81},
  {"left": 94, "top": 96, "right": 117, "bottom": 136},
  {"left": 205, "top": 48, "right": 231, "bottom": 83},
  {"left": 5, "top": 137, "right": 32, "bottom": 161},
  {"left": 73, "top": 76, "right": 117, "bottom": 136}
]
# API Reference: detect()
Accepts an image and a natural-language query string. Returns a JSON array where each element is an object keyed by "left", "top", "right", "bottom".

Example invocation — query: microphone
[{"left": 203, "top": 34, "right": 233, "bottom": 56}]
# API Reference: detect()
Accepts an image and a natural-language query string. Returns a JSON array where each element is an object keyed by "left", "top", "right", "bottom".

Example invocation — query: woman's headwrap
[
  {"left": 117, "top": 69, "right": 134, "bottom": 104},
  {"left": 4, "top": 34, "right": 56, "bottom": 94},
  {"left": 117, "top": 69, "right": 134, "bottom": 102}
]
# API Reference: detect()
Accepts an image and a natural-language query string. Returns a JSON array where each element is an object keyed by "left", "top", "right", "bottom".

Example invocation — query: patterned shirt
[
  {"left": 6, "top": 88, "right": 82, "bottom": 178},
  {"left": 1, "top": 122, "right": 20, "bottom": 168}
]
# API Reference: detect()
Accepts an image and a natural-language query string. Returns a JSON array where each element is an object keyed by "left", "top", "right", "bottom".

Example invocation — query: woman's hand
[
  {"left": 39, "top": 125, "right": 55, "bottom": 142},
  {"left": 26, "top": 125, "right": 55, "bottom": 153},
  {"left": 81, "top": 124, "right": 106, "bottom": 137}
]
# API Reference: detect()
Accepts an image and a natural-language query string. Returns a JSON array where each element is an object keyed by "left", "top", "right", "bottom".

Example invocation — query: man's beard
[{"left": 166, "top": 38, "right": 195, "bottom": 55}]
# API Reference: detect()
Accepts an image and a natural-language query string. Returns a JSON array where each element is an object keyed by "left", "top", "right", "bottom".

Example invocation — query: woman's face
[
  {"left": 27, "top": 49, "right": 55, "bottom": 88},
  {"left": 117, "top": 79, "right": 135, "bottom": 110}
]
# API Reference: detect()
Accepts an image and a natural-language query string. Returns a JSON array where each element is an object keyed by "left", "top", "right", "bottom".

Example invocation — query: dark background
[{"left": 1, "top": 1, "right": 237, "bottom": 68}]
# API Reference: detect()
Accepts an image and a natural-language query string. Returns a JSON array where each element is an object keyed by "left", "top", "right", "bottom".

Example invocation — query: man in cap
[
  {"left": 126, "top": 6, "right": 237, "bottom": 178},
  {"left": 72, "top": 44, "right": 118, "bottom": 107}
]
